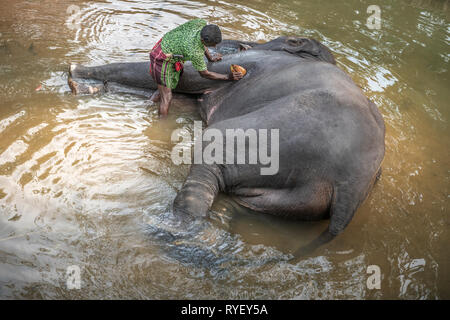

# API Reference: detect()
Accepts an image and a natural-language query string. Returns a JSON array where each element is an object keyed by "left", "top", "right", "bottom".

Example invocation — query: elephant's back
[
  {"left": 207, "top": 56, "right": 370, "bottom": 123},
  {"left": 211, "top": 82, "right": 384, "bottom": 188},
  {"left": 207, "top": 53, "right": 385, "bottom": 186}
]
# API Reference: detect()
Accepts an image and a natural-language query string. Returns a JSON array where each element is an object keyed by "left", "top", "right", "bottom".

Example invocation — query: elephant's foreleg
[{"left": 173, "top": 164, "right": 225, "bottom": 220}]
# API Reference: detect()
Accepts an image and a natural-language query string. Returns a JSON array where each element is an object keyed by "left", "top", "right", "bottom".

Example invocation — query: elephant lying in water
[{"left": 69, "top": 36, "right": 385, "bottom": 256}]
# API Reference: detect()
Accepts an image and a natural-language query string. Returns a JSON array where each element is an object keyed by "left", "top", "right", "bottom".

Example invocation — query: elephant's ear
[
  {"left": 239, "top": 43, "right": 253, "bottom": 51},
  {"left": 283, "top": 38, "right": 336, "bottom": 65}
]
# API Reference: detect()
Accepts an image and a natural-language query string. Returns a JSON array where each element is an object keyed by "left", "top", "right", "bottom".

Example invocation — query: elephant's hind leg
[{"left": 232, "top": 181, "right": 333, "bottom": 220}]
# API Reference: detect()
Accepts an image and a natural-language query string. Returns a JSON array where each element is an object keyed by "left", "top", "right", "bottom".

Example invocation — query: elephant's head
[
  {"left": 216, "top": 37, "right": 336, "bottom": 65},
  {"left": 254, "top": 36, "right": 336, "bottom": 64}
]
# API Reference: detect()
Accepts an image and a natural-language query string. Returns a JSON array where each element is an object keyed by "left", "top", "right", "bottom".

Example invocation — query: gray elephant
[{"left": 69, "top": 36, "right": 385, "bottom": 256}]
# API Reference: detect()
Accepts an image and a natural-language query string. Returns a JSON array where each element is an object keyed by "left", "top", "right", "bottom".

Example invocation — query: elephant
[{"left": 69, "top": 36, "right": 385, "bottom": 256}]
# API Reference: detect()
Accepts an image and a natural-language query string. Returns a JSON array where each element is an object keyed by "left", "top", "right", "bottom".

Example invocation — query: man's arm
[{"left": 199, "top": 70, "right": 243, "bottom": 81}]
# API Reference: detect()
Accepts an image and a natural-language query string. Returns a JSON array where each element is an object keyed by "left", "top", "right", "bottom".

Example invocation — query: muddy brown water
[{"left": 0, "top": 0, "right": 448, "bottom": 299}]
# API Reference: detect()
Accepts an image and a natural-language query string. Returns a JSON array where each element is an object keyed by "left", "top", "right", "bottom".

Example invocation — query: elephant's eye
[{"left": 288, "top": 39, "right": 302, "bottom": 46}]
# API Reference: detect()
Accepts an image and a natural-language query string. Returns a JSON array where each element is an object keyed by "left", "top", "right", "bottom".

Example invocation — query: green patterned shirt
[{"left": 161, "top": 19, "right": 208, "bottom": 71}]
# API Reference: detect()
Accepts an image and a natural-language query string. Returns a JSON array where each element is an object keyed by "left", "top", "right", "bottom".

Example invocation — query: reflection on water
[{"left": 0, "top": 0, "right": 448, "bottom": 299}]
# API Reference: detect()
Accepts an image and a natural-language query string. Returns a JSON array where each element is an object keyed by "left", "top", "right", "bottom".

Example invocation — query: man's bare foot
[
  {"left": 149, "top": 89, "right": 161, "bottom": 104},
  {"left": 68, "top": 76, "right": 79, "bottom": 95},
  {"left": 69, "top": 63, "right": 77, "bottom": 77}
]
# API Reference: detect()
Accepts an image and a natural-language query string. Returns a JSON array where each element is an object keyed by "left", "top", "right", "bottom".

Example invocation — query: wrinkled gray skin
[{"left": 70, "top": 36, "right": 385, "bottom": 257}]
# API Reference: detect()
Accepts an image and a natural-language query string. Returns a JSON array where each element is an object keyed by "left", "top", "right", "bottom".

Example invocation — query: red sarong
[{"left": 149, "top": 39, "right": 184, "bottom": 89}]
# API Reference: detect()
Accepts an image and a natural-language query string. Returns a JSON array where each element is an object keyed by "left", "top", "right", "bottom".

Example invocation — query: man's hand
[
  {"left": 204, "top": 46, "right": 222, "bottom": 62},
  {"left": 228, "top": 71, "right": 243, "bottom": 81},
  {"left": 210, "top": 53, "right": 222, "bottom": 62}
]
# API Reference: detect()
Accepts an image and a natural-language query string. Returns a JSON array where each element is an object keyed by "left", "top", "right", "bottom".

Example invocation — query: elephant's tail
[{"left": 292, "top": 179, "right": 370, "bottom": 260}]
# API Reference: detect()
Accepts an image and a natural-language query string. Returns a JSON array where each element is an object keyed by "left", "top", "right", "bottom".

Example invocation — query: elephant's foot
[
  {"left": 68, "top": 76, "right": 106, "bottom": 95},
  {"left": 145, "top": 210, "right": 290, "bottom": 273}
]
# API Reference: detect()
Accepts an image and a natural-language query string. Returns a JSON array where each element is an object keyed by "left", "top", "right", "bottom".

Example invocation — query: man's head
[{"left": 200, "top": 24, "right": 222, "bottom": 47}]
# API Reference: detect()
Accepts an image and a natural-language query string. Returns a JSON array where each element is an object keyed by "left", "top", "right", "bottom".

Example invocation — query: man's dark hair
[{"left": 200, "top": 24, "right": 222, "bottom": 45}]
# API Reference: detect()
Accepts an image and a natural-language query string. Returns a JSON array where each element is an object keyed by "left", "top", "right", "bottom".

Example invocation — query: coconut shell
[{"left": 230, "top": 64, "right": 247, "bottom": 76}]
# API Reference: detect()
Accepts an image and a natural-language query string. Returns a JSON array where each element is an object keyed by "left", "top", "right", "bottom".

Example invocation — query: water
[{"left": 0, "top": 0, "right": 448, "bottom": 299}]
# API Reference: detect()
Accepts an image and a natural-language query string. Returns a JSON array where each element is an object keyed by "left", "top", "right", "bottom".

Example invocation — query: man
[{"left": 149, "top": 19, "right": 243, "bottom": 117}]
